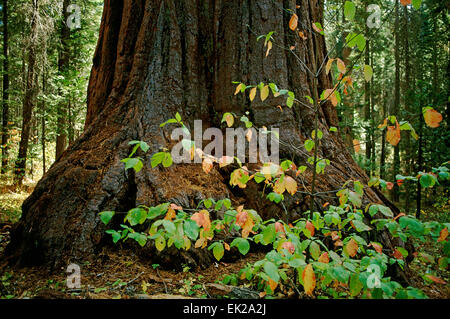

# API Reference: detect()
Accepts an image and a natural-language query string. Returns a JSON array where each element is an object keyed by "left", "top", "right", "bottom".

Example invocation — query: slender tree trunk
[
  {"left": 41, "top": 70, "right": 46, "bottom": 174},
  {"left": 1, "top": 0, "right": 9, "bottom": 174},
  {"left": 7, "top": 1, "right": 405, "bottom": 279},
  {"left": 55, "top": 0, "right": 71, "bottom": 160},
  {"left": 391, "top": 0, "right": 401, "bottom": 203},
  {"left": 14, "top": 0, "right": 40, "bottom": 186}
]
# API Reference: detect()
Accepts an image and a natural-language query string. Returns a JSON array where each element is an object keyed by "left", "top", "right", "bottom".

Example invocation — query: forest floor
[{"left": 0, "top": 179, "right": 449, "bottom": 299}]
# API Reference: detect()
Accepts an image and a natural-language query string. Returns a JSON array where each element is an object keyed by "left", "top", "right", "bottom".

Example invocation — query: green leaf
[
  {"left": 183, "top": 219, "right": 199, "bottom": 240},
  {"left": 213, "top": 243, "right": 225, "bottom": 261},
  {"left": 125, "top": 208, "right": 147, "bottom": 226},
  {"left": 309, "top": 241, "right": 321, "bottom": 260},
  {"left": 329, "top": 126, "right": 337, "bottom": 132},
  {"left": 162, "top": 220, "right": 176, "bottom": 234},
  {"left": 162, "top": 152, "right": 173, "bottom": 167},
  {"left": 106, "top": 230, "right": 121, "bottom": 243},
  {"left": 175, "top": 112, "right": 182, "bottom": 122},
  {"left": 151, "top": 152, "right": 165, "bottom": 168},
  {"left": 305, "top": 139, "right": 315, "bottom": 152},
  {"left": 264, "top": 261, "right": 280, "bottom": 283},
  {"left": 350, "top": 273, "right": 363, "bottom": 296},
  {"left": 99, "top": 211, "right": 115, "bottom": 225},
  {"left": 231, "top": 238, "right": 250, "bottom": 255},
  {"left": 262, "top": 224, "right": 276, "bottom": 245},
  {"left": 155, "top": 235, "right": 166, "bottom": 251},
  {"left": 419, "top": 173, "right": 436, "bottom": 188},
  {"left": 412, "top": 0, "right": 422, "bottom": 10},
  {"left": 364, "top": 64, "right": 373, "bottom": 82},
  {"left": 344, "top": 1, "right": 356, "bottom": 21}
]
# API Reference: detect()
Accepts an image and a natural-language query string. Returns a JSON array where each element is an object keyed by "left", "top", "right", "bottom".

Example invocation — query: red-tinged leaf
[
  {"left": 275, "top": 222, "right": 285, "bottom": 233},
  {"left": 425, "top": 275, "right": 446, "bottom": 284},
  {"left": 241, "top": 214, "right": 255, "bottom": 239},
  {"left": 318, "top": 252, "right": 329, "bottom": 263},
  {"left": 400, "top": 0, "right": 411, "bottom": 5},
  {"left": 393, "top": 249, "right": 403, "bottom": 260},
  {"left": 191, "top": 210, "right": 211, "bottom": 232},
  {"left": 312, "top": 22, "right": 323, "bottom": 34},
  {"left": 424, "top": 108, "right": 443, "bottom": 128},
  {"left": 397, "top": 179, "right": 404, "bottom": 187},
  {"left": 306, "top": 221, "right": 315, "bottom": 237},
  {"left": 345, "top": 239, "right": 358, "bottom": 257},
  {"left": 235, "top": 210, "right": 248, "bottom": 227},
  {"left": 386, "top": 124, "right": 401, "bottom": 146},
  {"left": 289, "top": 14, "right": 298, "bottom": 30},
  {"left": 302, "top": 264, "right": 316, "bottom": 296},
  {"left": 437, "top": 228, "right": 448, "bottom": 242},
  {"left": 281, "top": 241, "right": 295, "bottom": 254},
  {"left": 334, "top": 240, "right": 343, "bottom": 247},
  {"left": 369, "top": 242, "right": 383, "bottom": 254}
]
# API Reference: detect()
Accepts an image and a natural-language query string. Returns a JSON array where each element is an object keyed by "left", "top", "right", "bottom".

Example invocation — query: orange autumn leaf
[
  {"left": 386, "top": 182, "right": 394, "bottom": 190},
  {"left": 298, "top": 31, "right": 307, "bottom": 40},
  {"left": 170, "top": 203, "right": 183, "bottom": 210},
  {"left": 424, "top": 108, "right": 443, "bottom": 128},
  {"left": 268, "top": 278, "right": 278, "bottom": 292},
  {"left": 345, "top": 238, "right": 358, "bottom": 257},
  {"left": 386, "top": 124, "right": 401, "bottom": 146},
  {"left": 224, "top": 242, "right": 230, "bottom": 251},
  {"left": 302, "top": 264, "right": 316, "bottom": 296},
  {"left": 393, "top": 212, "right": 406, "bottom": 221},
  {"left": 425, "top": 275, "right": 447, "bottom": 284},
  {"left": 306, "top": 221, "right": 315, "bottom": 237},
  {"left": 164, "top": 207, "right": 176, "bottom": 221},
  {"left": 202, "top": 157, "right": 213, "bottom": 174},
  {"left": 191, "top": 210, "right": 211, "bottom": 231},
  {"left": 336, "top": 58, "right": 346, "bottom": 73},
  {"left": 326, "top": 58, "right": 334, "bottom": 75},
  {"left": 323, "top": 202, "right": 330, "bottom": 208},
  {"left": 289, "top": 14, "right": 298, "bottom": 30},
  {"left": 437, "top": 228, "right": 448, "bottom": 242},
  {"left": 318, "top": 252, "right": 329, "bottom": 263},
  {"left": 284, "top": 176, "right": 298, "bottom": 195},
  {"left": 353, "top": 139, "right": 361, "bottom": 153},
  {"left": 235, "top": 210, "right": 248, "bottom": 227},
  {"left": 397, "top": 179, "right": 404, "bottom": 187},
  {"left": 241, "top": 214, "right": 255, "bottom": 238},
  {"left": 400, "top": 0, "right": 411, "bottom": 5}
]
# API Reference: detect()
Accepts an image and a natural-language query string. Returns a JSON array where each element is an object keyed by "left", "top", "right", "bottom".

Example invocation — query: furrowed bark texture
[{"left": 7, "top": 0, "right": 406, "bottom": 279}]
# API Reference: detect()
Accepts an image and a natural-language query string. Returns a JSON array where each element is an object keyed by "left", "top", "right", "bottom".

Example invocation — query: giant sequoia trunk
[{"left": 6, "top": 0, "right": 405, "bottom": 278}]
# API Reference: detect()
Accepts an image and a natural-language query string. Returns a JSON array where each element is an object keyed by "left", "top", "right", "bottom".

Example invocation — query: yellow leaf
[
  {"left": 273, "top": 176, "right": 286, "bottom": 194},
  {"left": 249, "top": 87, "right": 257, "bottom": 101},
  {"left": 302, "top": 264, "right": 316, "bottom": 296},
  {"left": 265, "top": 41, "right": 272, "bottom": 57},
  {"left": 284, "top": 176, "right": 297, "bottom": 195},
  {"left": 318, "top": 252, "right": 329, "bottom": 263},
  {"left": 224, "top": 113, "right": 234, "bottom": 127},
  {"left": 260, "top": 85, "right": 269, "bottom": 101},
  {"left": 289, "top": 14, "right": 298, "bottom": 30},
  {"left": 234, "top": 83, "right": 242, "bottom": 95},
  {"left": 325, "top": 58, "right": 334, "bottom": 75},
  {"left": 246, "top": 129, "right": 253, "bottom": 142}
]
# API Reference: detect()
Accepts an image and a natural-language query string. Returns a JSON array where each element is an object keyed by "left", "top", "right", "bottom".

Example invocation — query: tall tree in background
[
  {"left": 391, "top": 0, "right": 401, "bottom": 202},
  {"left": 1, "top": 0, "right": 9, "bottom": 174},
  {"left": 55, "top": 0, "right": 70, "bottom": 160},
  {"left": 7, "top": 0, "right": 403, "bottom": 272},
  {"left": 13, "top": 0, "right": 40, "bottom": 186}
]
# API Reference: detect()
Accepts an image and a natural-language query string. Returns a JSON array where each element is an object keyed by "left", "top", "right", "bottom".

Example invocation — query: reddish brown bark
[{"left": 6, "top": 0, "right": 405, "bottom": 279}]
